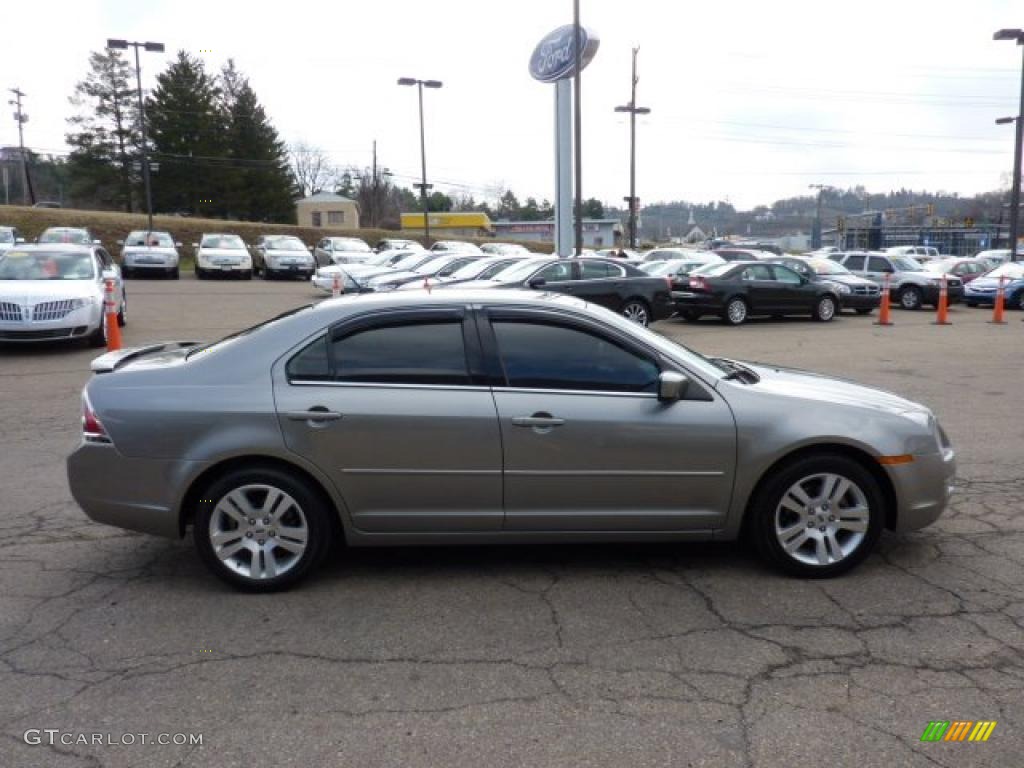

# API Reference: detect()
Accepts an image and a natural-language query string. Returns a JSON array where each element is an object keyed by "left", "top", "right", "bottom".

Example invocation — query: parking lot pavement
[{"left": 1, "top": 277, "right": 1022, "bottom": 767}]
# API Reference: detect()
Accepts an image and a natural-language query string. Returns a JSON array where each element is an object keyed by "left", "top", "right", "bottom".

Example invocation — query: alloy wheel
[
  {"left": 207, "top": 484, "right": 309, "bottom": 581},
  {"left": 621, "top": 301, "right": 649, "bottom": 326},
  {"left": 726, "top": 298, "right": 747, "bottom": 325},
  {"left": 900, "top": 287, "right": 922, "bottom": 310},
  {"left": 773, "top": 473, "right": 870, "bottom": 567},
  {"left": 816, "top": 296, "right": 835, "bottom": 321}
]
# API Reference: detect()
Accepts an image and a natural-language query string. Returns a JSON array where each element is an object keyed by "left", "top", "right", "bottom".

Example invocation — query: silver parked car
[
  {"left": 0, "top": 244, "right": 125, "bottom": 346},
  {"left": 68, "top": 291, "right": 955, "bottom": 591},
  {"left": 313, "top": 237, "right": 373, "bottom": 267},
  {"left": 119, "top": 231, "right": 182, "bottom": 279},
  {"left": 252, "top": 235, "right": 315, "bottom": 280}
]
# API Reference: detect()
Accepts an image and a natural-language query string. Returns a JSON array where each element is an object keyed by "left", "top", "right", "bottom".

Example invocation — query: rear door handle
[
  {"left": 286, "top": 409, "right": 342, "bottom": 423},
  {"left": 512, "top": 415, "right": 565, "bottom": 428}
]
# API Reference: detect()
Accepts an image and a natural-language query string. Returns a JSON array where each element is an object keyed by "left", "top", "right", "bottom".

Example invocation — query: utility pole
[
  {"left": 398, "top": 78, "right": 442, "bottom": 242},
  {"left": 994, "top": 29, "right": 1024, "bottom": 261},
  {"left": 573, "top": 0, "right": 583, "bottom": 255},
  {"left": 809, "top": 183, "right": 832, "bottom": 249},
  {"left": 371, "top": 140, "right": 378, "bottom": 228},
  {"left": 614, "top": 47, "right": 651, "bottom": 249},
  {"left": 8, "top": 88, "right": 33, "bottom": 205}
]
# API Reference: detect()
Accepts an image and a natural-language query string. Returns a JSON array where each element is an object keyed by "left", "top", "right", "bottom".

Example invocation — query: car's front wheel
[
  {"left": 813, "top": 295, "right": 836, "bottom": 322},
  {"left": 750, "top": 454, "right": 884, "bottom": 578},
  {"left": 899, "top": 286, "right": 923, "bottom": 310},
  {"left": 193, "top": 466, "right": 333, "bottom": 592}
]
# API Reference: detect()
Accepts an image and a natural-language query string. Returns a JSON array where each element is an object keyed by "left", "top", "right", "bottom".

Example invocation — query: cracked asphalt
[{"left": 1, "top": 278, "right": 1022, "bottom": 767}]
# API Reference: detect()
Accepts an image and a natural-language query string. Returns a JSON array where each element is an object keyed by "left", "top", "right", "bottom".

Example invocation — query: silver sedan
[{"left": 67, "top": 291, "right": 955, "bottom": 591}]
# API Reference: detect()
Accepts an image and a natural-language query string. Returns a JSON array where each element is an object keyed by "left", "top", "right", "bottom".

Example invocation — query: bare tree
[{"left": 289, "top": 141, "right": 337, "bottom": 197}]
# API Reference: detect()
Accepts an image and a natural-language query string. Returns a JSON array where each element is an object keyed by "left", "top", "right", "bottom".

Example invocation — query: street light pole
[
  {"left": 615, "top": 47, "right": 650, "bottom": 249},
  {"left": 398, "top": 77, "right": 442, "bottom": 243},
  {"left": 106, "top": 39, "right": 164, "bottom": 234},
  {"left": 994, "top": 29, "right": 1024, "bottom": 261}
]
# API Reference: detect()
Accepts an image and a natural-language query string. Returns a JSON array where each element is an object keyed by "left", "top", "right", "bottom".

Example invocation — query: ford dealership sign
[{"left": 529, "top": 25, "right": 600, "bottom": 83}]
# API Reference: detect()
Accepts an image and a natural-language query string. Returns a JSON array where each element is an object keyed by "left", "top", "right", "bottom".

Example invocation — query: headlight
[{"left": 835, "top": 284, "right": 851, "bottom": 294}]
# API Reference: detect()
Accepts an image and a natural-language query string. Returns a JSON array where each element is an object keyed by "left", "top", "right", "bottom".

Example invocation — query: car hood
[
  {"left": 264, "top": 249, "right": 312, "bottom": 258},
  {"left": 0, "top": 279, "right": 99, "bottom": 301},
  {"left": 199, "top": 248, "right": 247, "bottom": 257},
  {"left": 446, "top": 279, "right": 504, "bottom": 290},
  {"left": 123, "top": 246, "right": 177, "bottom": 255},
  {"left": 735, "top": 361, "right": 928, "bottom": 416},
  {"left": 967, "top": 276, "right": 1023, "bottom": 290},
  {"left": 818, "top": 274, "right": 873, "bottom": 286}
]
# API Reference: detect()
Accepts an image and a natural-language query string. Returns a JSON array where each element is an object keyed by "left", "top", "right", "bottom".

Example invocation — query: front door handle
[
  {"left": 512, "top": 414, "right": 565, "bottom": 428},
  {"left": 285, "top": 408, "right": 342, "bottom": 423}
]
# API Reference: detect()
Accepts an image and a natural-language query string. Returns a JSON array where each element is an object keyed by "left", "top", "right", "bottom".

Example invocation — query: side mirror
[
  {"left": 528, "top": 277, "right": 546, "bottom": 289},
  {"left": 658, "top": 371, "right": 689, "bottom": 402}
]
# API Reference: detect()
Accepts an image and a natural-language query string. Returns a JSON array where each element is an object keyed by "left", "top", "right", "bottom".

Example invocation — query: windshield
[
  {"left": 0, "top": 250, "right": 96, "bottom": 280},
  {"left": 126, "top": 231, "right": 174, "bottom": 247},
  {"left": 202, "top": 235, "right": 245, "bottom": 249},
  {"left": 806, "top": 259, "right": 850, "bottom": 275},
  {"left": 265, "top": 237, "right": 307, "bottom": 251},
  {"left": 415, "top": 256, "right": 453, "bottom": 274},
  {"left": 39, "top": 229, "right": 91, "bottom": 244},
  {"left": 332, "top": 239, "right": 371, "bottom": 252},
  {"left": 987, "top": 263, "right": 1024, "bottom": 279},
  {"left": 891, "top": 255, "right": 924, "bottom": 271},
  {"left": 491, "top": 257, "right": 554, "bottom": 282},
  {"left": 923, "top": 261, "right": 956, "bottom": 273}
]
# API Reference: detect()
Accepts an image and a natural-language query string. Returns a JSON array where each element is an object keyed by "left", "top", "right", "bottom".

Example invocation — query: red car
[{"left": 922, "top": 258, "right": 989, "bottom": 284}]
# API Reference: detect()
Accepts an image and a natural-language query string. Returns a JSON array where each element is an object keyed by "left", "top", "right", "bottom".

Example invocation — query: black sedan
[
  {"left": 452, "top": 256, "right": 674, "bottom": 326},
  {"left": 673, "top": 261, "right": 841, "bottom": 325},
  {"left": 768, "top": 256, "right": 881, "bottom": 315}
]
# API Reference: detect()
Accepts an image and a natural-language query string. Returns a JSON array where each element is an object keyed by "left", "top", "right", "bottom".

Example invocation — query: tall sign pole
[
  {"left": 573, "top": 0, "right": 583, "bottom": 256},
  {"left": 8, "top": 88, "right": 32, "bottom": 205},
  {"left": 615, "top": 48, "right": 650, "bottom": 248},
  {"left": 529, "top": 23, "right": 600, "bottom": 257}
]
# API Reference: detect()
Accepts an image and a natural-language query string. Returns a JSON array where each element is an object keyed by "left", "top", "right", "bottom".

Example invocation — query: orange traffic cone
[
  {"left": 933, "top": 274, "right": 951, "bottom": 325},
  {"left": 103, "top": 278, "right": 122, "bottom": 351},
  {"left": 875, "top": 274, "right": 893, "bottom": 326},
  {"left": 990, "top": 276, "right": 1006, "bottom": 325},
  {"left": 332, "top": 272, "right": 342, "bottom": 298}
]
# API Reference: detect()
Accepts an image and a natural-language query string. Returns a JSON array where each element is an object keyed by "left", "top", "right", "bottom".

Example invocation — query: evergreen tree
[
  {"left": 147, "top": 51, "right": 224, "bottom": 216},
  {"left": 65, "top": 49, "right": 139, "bottom": 210},
  {"left": 218, "top": 60, "right": 297, "bottom": 222}
]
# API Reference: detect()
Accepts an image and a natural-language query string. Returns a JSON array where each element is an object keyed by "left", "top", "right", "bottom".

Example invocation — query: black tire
[
  {"left": 813, "top": 294, "right": 837, "bottom": 322},
  {"left": 1016, "top": 292, "right": 1024, "bottom": 311},
  {"left": 855, "top": 308, "right": 873, "bottom": 315},
  {"left": 117, "top": 290, "right": 126, "bottom": 327},
  {"left": 195, "top": 267, "right": 206, "bottom": 280},
  {"left": 749, "top": 453, "right": 884, "bottom": 578},
  {"left": 898, "top": 286, "right": 923, "bottom": 310},
  {"left": 170, "top": 267, "right": 180, "bottom": 280},
  {"left": 620, "top": 299, "right": 650, "bottom": 327},
  {"left": 241, "top": 270, "right": 252, "bottom": 280},
  {"left": 122, "top": 267, "right": 133, "bottom": 279},
  {"left": 193, "top": 465, "right": 333, "bottom": 592},
  {"left": 722, "top": 296, "right": 748, "bottom": 325}
]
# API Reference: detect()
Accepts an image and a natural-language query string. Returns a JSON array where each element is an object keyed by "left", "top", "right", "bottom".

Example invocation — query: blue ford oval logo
[{"left": 529, "top": 25, "right": 600, "bottom": 83}]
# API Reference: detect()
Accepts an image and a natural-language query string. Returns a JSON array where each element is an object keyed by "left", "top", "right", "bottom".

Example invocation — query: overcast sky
[{"left": 3, "top": 0, "right": 1022, "bottom": 210}]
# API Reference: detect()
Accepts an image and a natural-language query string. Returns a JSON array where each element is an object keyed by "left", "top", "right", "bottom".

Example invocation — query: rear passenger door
[
  {"left": 574, "top": 259, "right": 626, "bottom": 309},
  {"left": 273, "top": 308, "right": 504, "bottom": 533},
  {"left": 739, "top": 263, "right": 782, "bottom": 312}
]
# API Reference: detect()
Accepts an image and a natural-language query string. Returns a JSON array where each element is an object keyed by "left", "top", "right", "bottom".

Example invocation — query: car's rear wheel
[
  {"left": 813, "top": 295, "right": 836, "bottom": 322},
  {"left": 723, "top": 297, "right": 748, "bottom": 325},
  {"left": 750, "top": 454, "right": 884, "bottom": 578},
  {"left": 620, "top": 300, "right": 650, "bottom": 326},
  {"left": 899, "top": 286, "right": 923, "bottom": 310},
  {"left": 193, "top": 466, "right": 333, "bottom": 592}
]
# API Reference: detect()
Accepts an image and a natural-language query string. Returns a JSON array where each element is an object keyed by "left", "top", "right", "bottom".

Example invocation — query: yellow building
[
  {"left": 296, "top": 193, "right": 360, "bottom": 229},
  {"left": 401, "top": 212, "right": 493, "bottom": 238}
]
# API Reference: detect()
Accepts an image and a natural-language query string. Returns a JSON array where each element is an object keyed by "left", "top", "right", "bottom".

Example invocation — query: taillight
[
  {"left": 82, "top": 391, "right": 111, "bottom": 444},
  {"left": 689, "top": 276, "right": 707, "bottom": 290}
]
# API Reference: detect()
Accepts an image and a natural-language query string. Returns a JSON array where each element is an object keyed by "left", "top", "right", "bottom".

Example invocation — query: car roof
[{"left": 5, "top": 243, "right": 96, "bottom": 253}]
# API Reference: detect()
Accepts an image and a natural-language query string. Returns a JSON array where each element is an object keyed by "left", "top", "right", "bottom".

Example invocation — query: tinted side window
[
  {"left": 492, "top": 321, "right": 659, "bottom": 393},
  {"left": 771, "top": 265, "right": 802, "bottom": 284},
  {"left": 741, "top": 264, "right": 773, "bottom": 280},
  {"left": 332, "top": 321, "right": 469, "bottom": 386},
  {"left": 868, "top": 256, "right": 891, "bottom": 272},
  {"left": 534, "top": 261, "right": 575, "bottom": 282},
  {"left": 580, "top": 261, "right": 614, "bottom": 279},
  {"left": 287, "top": 335, "right": 331, "bottom": 381},
  {"left": 843, "top": 255, "right": 866, "bottom": 270}
]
